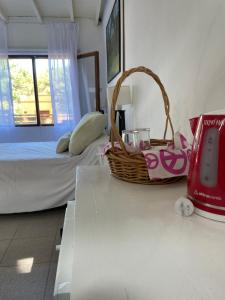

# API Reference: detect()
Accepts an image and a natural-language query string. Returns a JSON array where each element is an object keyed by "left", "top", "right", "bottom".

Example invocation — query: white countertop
[{"left": 71, "top": 166, "right": 225, "bottom": 300}]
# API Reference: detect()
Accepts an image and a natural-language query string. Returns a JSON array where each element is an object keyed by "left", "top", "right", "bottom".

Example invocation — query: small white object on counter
[{"left": 175, "top": 196, "right": 194, "bottom": 216}]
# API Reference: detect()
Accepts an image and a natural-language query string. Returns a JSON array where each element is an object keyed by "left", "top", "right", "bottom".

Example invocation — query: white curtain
[
  {"left": 47, "top": 22, "right": 81, "bottom": 136},
  {"left": 0, "top": 22, "right": 14, "bottom": 129},
  {"left": 78, "top": 57, "right": 96, "bottom": 116}
]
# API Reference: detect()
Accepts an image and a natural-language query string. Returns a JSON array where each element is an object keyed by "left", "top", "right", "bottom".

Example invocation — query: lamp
[{"left": 107, "top": 85, "right": 132, "bottom": 135}]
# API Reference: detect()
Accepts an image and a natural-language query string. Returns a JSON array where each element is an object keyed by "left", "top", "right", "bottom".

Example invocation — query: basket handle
[{"left": 110, "top": 66, "right": 174, "bottom": 155}]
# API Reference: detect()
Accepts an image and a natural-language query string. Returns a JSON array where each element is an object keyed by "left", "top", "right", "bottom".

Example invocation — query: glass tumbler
[
  {"left": 122, "top": 128, "right": 151, "bottom": 152},
  {"left": 136, "top": 128, "right": 151, "bottom": 150},
  {"left": 122, "top": 130, "right": 140, "bottom": 152}
]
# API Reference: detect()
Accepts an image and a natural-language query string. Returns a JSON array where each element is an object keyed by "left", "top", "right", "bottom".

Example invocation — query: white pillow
[
  {"left": 69, "top": 112, "right": 106, "bottom": 155},
  {"left": 56, "top": 132, "right": 71, "bottom": 153}
]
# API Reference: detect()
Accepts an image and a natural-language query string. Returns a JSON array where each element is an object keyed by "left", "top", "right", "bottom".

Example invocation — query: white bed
[{"left": 0, "top": 135, "right": 107, "bottom": 214}]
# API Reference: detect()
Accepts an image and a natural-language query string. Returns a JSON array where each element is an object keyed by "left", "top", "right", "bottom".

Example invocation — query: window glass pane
[
  {"left": 35, "top": 59, "right": 53, "bottom": 125},
  {"left": 9, "top": 58, "right": 37, "bottom": 125}
]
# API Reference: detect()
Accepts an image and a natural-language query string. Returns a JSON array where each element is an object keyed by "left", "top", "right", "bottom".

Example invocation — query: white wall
[
  {"left": 78, "top": 18, "right": 107, "bottom": 113},
  {"left": 5, "top": 18, "right": 106, "bottom": 142},
  {"left": 103, "top": 0, "right": 225, "bottom": 141},
  {"left": 8, "top": 22, "right": 47, "bottom": 49},
  {"left": 8, "top": 18, "right": 104, "bottom": 54}
]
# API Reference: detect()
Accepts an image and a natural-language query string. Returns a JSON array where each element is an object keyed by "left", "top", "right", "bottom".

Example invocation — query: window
[{"left": 9, "top": 56, "right": 53, "bottom": 126}]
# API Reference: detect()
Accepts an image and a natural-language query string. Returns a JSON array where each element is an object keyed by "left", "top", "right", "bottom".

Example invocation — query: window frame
[{"left": 8, "top": 55, "right": 54, "bottom": 127}]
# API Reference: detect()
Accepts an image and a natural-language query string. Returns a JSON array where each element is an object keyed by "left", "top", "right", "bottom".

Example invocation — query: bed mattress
[{"left": 0, "top": 135, "right": 107, "bottom": 213}]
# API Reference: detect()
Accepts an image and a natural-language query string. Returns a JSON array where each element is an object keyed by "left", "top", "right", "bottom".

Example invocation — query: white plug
[{"left": 175, "top": 197, "right": 194, "bottom": 217}]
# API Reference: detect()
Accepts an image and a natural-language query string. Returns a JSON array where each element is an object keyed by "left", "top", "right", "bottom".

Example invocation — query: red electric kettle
[{"left": 188, "top": 111, "right": 225, "bottom": 221}]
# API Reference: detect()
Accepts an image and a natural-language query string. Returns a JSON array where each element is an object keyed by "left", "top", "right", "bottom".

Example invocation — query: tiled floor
[{"left": 0, "top": 206, "right": 65, "bottom": 300}]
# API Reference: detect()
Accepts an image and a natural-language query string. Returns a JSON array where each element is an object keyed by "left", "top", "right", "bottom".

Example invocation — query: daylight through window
[{"left": 9, "top": 56, "right": 53, "bottom": 126}]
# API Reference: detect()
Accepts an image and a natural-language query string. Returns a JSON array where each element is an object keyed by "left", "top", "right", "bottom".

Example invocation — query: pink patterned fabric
[{"left": 142, "top": 132, "right": 191, "bottom": 179}]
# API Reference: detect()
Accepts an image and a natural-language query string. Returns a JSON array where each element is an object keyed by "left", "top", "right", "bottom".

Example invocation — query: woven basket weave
[{"left": 106, "top": 66, "right": 183, "bottom": 185}]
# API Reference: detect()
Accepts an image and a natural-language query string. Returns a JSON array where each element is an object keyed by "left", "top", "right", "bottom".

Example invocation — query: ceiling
[{"left": 0, "top": 0, "right": 104, "bottom": 24}]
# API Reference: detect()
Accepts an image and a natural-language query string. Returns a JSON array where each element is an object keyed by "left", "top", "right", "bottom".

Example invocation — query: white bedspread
[{"left": 0, "top": 135, "right": 107, "bottom": 213}]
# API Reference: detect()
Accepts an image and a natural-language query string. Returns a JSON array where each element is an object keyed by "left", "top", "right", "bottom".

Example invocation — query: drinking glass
[
  {"left": 136, "top": 128, "right": 151, "bottom": 150},
  {"left": 122, "top": 128, "right": 151, "bottom": 152},
  {"left": 122, "top": 130, "right": 140, "bottom": 152}
]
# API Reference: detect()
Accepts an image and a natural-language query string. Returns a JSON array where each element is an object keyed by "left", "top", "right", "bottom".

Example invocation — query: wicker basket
[{"left": 106, "top": 66, "right": 183, "bottom": 185}]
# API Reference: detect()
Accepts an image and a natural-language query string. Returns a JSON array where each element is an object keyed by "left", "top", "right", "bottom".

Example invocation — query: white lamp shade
[{"left": 107, "top": 85, "right": 132, "bottom": 110}]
